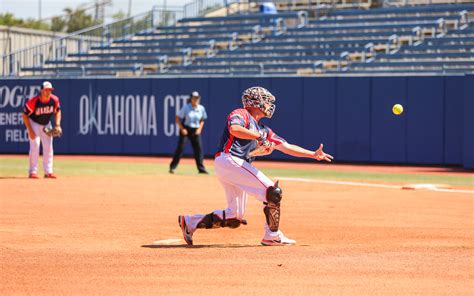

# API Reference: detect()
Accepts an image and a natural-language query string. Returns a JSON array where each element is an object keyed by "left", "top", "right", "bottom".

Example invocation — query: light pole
[
  {"left": 38, "top": 0, "right": 42, "bottom": 20},
  {"left": 127, "top": 0, "right": 132, "bottom": 17}
]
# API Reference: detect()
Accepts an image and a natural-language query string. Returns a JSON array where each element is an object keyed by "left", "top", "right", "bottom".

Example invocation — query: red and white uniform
[
  {"left": 23, "top": 94, "right": 61, "bottom": 175},
  {"left": 185, "top": 108, "right": 287, "bottom": 239},
  {"left": 218, "top": 108, "right": 286, "bottom": 162}
]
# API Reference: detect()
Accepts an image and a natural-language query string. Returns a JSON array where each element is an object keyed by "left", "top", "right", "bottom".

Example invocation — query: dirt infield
[{"left": 1, "top": 157, "right": 473, "bottom": 295}]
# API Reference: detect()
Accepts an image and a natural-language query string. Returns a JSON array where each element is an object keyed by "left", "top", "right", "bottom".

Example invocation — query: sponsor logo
[
  {"left": 79, "top": 85, "right": 189, "bottom": 137},
  {"left": 79, "top": 93, "right": 158, "bottom": 136},
  {"left": 0, "top": 83, "right": 192, "bottom": 143},
  {"left": 163, "top": 94, "right": 188, "bottom": 137},
  {"left": 0, "top": 85, "right": 39, "bottom": 109},
  {"left": 0, "top": 85, "right": 39, "bottom": 143}
]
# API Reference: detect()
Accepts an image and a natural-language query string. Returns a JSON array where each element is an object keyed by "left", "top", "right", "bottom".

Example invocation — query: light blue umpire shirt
[{"left": 178, "top": 103, "right": 208, "bottom": 128}]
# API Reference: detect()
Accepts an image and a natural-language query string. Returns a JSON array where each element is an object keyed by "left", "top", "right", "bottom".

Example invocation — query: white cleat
[
  {"left": 261, "top": 230, "right": 296, "bottom": 246},
  {"left": 178, "top": 215, "right": 193, "bottom": 246}
]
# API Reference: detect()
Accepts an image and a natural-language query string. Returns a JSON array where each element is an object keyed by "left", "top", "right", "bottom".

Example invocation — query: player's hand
[
  {"left": 257, "top": 131, "right": 271, "bottom": 147},
  {"left": 28, "top": 130, "right": 37, "bottom": 140},
  {"left": 313, "top": 144, "right": 333, "bottom": 162},
  {"left": 55, "top": 126, "right": 62, "bottom": 134},
  {"left": 180, "top": 128, "right": 188, "bottom": 136},
  {"left": 195, "top": 129, "right": 202, "bottom": 136}
]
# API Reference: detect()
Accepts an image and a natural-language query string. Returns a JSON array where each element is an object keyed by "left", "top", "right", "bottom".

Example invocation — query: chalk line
[{"left": 276, "top": 177, "right": 474, "bottom": 194}]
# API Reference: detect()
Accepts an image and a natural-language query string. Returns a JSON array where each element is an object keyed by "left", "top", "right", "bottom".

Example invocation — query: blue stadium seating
[
  {"left": 21, "top": 4, "right": 474, "bottom": 77},
  {"left": 178, "top": 12, "right": 302, "bottom": 23},
  {"left": 327, "top": 4, "right": 474, "bottom": 15}
]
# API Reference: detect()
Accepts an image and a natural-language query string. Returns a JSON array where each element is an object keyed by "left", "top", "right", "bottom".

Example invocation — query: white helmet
[{"left": 241, "top": 86, "right": 276, "bottom": 118}]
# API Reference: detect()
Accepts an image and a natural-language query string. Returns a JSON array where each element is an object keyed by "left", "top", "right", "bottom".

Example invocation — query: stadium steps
[
  {"left": 21, "top": 4, "right": 474, "bottom": 76},
  {"left": 325, "top": 3, "right": 474, "bottom": 16}
]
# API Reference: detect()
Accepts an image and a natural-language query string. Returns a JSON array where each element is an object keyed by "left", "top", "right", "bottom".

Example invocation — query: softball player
[
  {"left": 179, "top": 86, "right": 333, "bottom": 246},
  {"left": 22, "top": 81, "right": 62, "bottom": 179}
]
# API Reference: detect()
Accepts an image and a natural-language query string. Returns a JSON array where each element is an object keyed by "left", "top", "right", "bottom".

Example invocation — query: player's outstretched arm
[
  {"left": 275, "top": 143, "right": 333, "bottom": 162},
  {"left": 229, "top": 125, "right": 260, "bottom": 140}
]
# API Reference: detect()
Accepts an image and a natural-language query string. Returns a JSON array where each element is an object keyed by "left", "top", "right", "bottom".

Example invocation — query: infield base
[{"left": 402, "top": 183, "right": 453, "bottom": 190}]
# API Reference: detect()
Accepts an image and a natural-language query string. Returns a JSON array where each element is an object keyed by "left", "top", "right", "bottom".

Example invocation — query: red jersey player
[{"left": 22, "top": 81, "right": 62, "bottom": 179}]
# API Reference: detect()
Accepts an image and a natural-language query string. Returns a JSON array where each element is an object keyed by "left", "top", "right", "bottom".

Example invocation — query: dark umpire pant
[{"left": 170, "top": 126, "right": 206, "bottom": 172}]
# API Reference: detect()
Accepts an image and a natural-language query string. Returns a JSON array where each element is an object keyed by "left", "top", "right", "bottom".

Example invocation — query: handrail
[
  {"left": 183, "top": 0, "right": 242, "bottom": 18},
  {"left": 1, "top": 6, "right": 184, "bottom": 77},
  {"left": 383, "top": 0, "right": 472, "bottom": 7},
  {"left": 3, "top": 9, "right": 156, "bottom": 58}
]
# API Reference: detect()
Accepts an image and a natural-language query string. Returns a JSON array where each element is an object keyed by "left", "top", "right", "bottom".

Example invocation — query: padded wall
[{"left": 0, "top": 76, "right": 468, "bottom": 167}]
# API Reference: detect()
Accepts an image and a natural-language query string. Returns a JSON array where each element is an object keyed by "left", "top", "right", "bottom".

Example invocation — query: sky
[{"left": 0, "top": 0, "right": 193, "bottom": 20}]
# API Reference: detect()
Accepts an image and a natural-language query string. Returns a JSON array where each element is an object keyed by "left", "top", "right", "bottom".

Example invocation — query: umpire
[{"left": 169, "top": 91, "right": 209, "bottom": 174}]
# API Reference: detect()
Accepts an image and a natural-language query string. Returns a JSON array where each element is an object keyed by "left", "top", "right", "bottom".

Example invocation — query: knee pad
[
  {"left": 264, "top": 181, "right": 282, "bottom": 232},
  {"left": 197, "top": 211, "right": 245, "bottom": 229},
  {"left": 266, "top": 180, "right": 282, "bottom": 204}
]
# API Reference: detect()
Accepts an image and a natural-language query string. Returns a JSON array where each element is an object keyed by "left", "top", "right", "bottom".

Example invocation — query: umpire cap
[{"left": 190, "top": 91, "right": 200, "bottom": 98}]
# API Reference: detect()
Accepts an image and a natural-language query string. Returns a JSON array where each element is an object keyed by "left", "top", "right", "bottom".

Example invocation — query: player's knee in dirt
[
  {"left": 264, "top": 181, "right": 282, "bottom": 232},
  {"left": 197, "top": 211, "right": 246, "bottom": 229}
]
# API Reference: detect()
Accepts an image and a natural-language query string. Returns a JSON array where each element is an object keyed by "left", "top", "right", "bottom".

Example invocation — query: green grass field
[{"left": 1, "top": 157, "right": 472, "bottom": 187}]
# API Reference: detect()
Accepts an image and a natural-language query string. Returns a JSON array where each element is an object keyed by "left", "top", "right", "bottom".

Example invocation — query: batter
[{"left": 179, "top": 86, "right": 333, "bottom": 246}]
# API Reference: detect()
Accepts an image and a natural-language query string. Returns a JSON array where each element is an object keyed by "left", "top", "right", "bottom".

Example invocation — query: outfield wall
[{"left": 1, "top": 76, "right": 473, "bottom": 169}]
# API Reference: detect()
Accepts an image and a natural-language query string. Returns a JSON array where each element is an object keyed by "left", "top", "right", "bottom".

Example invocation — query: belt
[{"left": 215, "top": 152, "right": 249, "bottom": 162}]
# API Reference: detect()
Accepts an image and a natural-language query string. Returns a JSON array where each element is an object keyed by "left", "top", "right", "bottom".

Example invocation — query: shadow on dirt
[{"left": 141, "top": 244, "right": 261, "bottom": 249}]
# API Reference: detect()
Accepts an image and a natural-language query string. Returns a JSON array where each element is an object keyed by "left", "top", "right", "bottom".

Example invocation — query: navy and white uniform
[
  {"left": 185, "top": 108, "right": 286, "bottom": 238},
  {"left": 218, "top": 108, "right": 286, "bottom": 162}
]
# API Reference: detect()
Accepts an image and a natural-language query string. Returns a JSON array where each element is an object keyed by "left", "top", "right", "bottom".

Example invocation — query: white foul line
[
  {"left": 276, "top": 177, "right": 400, "bottom": 189},
  {"left": 276, "top": 177, "right": 474, "bottom": 194},
  {"left": 431, "top": 188, "right": 474, "bottom": 194}
]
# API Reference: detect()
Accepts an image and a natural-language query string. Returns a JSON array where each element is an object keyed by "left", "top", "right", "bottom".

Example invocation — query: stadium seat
[{"left": 20, "top": 3, "right": 474, "bottom": 76}]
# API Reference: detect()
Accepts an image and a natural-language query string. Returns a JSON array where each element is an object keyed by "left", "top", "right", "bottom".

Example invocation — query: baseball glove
[
  {"left": 249, "top": 136, "right": 274, "bottom": 157},
  {"left": 43, "top": 126, "right": 63, "bottom": 138}
]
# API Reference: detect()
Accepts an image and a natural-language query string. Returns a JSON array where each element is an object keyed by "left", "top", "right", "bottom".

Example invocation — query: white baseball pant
[
  {"left": 186, "top": 152, "right": 278, "bottom": 236},
  {"left": 28, "top": 120, "right": 54, "bottom": 175}
]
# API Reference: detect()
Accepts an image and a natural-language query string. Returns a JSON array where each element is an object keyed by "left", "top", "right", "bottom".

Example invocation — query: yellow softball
[{"left": 392, "top": 104, "right": 404, "bottom": 115}]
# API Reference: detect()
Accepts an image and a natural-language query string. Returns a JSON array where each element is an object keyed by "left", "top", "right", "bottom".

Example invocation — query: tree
[
  {"left": 64, "top": 7, "right": 101, "bottom": 33},
  {"left": 0, "top": 13, "right": 49, "bottom": 30},
  {"left": 112, "top": 10, "right": 127, "bottom": 21},
  {"left": 0, "top": 6, "right": 106, "bottom": 33},
  {"left": 0, "top": 13, "right": 24, "bottom": 27},
  {"left": 51, "top": 16, "right": 67, "bottom": 32},
  {"left": 23, "top": 18, "right": 50, "bottom": 31}
]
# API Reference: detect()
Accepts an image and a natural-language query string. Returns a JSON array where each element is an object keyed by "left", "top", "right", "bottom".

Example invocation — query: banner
[{"left": 0, "top": 76, "right": 469, "bottom": 168}]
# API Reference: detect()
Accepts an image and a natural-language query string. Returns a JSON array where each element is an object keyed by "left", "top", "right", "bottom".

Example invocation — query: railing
[
  {"left": 0, "top": 26, "right": 72, "bottom": 57},
  {"left": 383, "top": 0, "right": 474, "bottom": 6},
  {"left": 182, "top": 0, "right": 474, "bottom": 17},
  {"left": 183, "top": 0, "right": 239, "bottom": 17},
  {"left": 1, "top": 6, "right": 183, "bottom": 77},
  {"left": 258, "top": 0, "right": 371, "bottom": 5},
  {"left": 252, "top": 0, "right": 374, "bottom": 10},
  {"left": 190, "top": 0, "right": 375, "bottom": 15}
]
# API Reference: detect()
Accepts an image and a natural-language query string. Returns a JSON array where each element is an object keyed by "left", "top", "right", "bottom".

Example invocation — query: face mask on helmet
[{"left": 242, "top": 86, "right": 276, "bottom": 118}]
